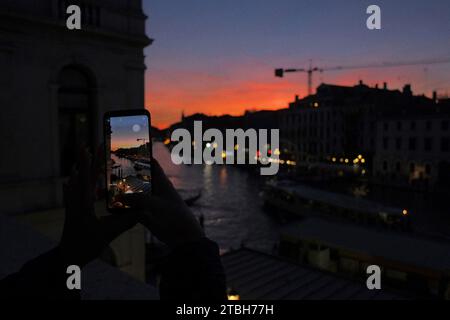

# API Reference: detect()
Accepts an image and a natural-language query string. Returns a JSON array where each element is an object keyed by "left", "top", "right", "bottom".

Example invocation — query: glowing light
[
  {"left": 212, "top": 142, "right": 218, "bottom": 148},
  {"left": 228, "top": 294, "right": 240, "bottom": 301},
  {"left": 286, "top": 160, "right": 296, "bottom": 166},
  {"left": 361, "top": 158, "right": 366, "bottom": 163},
  {"left": 206, "top": 142, "right": 211, "bottom": 148},
  {"left": 235, "top": 144, "right": 240, "bottom": 151},
  {"left": 163, "top": 138, "right": 171, "bottom": 145},
  {"left": 332, "top": 157, "right": 336, "bottom": 162},
  {"left": 402, "top": 209, "right": 408, "bottom": 216},
  {"left": 339, "top": 158, "right": 344, "bottom": 163},
  {"left": 313, "top": 102, "right": 319, "bottom": 108},
  {"left": 274, "top": 148, "right": 281, "bottom": 156},
  {"left": 358, "top": 155, "right": 363, "bottom": 159},
  {"left": 353, "top": 158, "right": 359, "bottom": 164},
  {"left": 221, "top": 151, "right": 227, "bottom": 159},
  {"left": 344, "top": 158, "right": 349, "bottom": 164},
  {"left": 362, "top": 169, "right": 366, "bottom": 175}
]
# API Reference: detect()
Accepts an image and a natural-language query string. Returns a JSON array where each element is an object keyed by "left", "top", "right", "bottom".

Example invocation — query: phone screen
[{"left": 105, "top": 112, "right": 152, "bottom": 210}]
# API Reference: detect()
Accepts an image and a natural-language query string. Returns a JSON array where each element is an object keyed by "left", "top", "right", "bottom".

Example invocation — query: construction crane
[{"left": 275, "top": 57, "right": 450, "bottom": 96}]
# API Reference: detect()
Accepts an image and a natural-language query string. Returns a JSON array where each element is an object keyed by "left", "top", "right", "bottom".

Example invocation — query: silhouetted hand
[
  {"left": 59, "top": 148, "right": 139, "bottom": 266},
  {"left": 132, "top": 159, "right": 205, "bottom": 248}
]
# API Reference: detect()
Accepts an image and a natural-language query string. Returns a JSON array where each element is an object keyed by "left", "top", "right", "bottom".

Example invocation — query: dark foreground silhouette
[{"left": 0, "top": 149, "right": 227, "bottom": 300}]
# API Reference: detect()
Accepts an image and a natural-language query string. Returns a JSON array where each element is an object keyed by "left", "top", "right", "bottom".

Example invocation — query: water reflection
[
  {"left": 153, "top": 142, "right": 280, "bottom": 252},
  {"left": 152, "top": 141, "right": 450, "bottom": 253}
]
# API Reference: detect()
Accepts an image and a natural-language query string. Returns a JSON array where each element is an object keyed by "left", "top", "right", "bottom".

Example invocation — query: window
[
  {"left": 442, "top": 138, "right": 450, "bottom": 152},
  {"left": 424, "top": 137, "right": 432, "bottom": 152},
  {"left": 409, "top": 137, "right": 417, "bottom": 151},
  {"left": 396, "top": 138, "right": 402, "bottom": 150},
  {"left": 383, "top": 137, "right": 389, "bottom": 150}
]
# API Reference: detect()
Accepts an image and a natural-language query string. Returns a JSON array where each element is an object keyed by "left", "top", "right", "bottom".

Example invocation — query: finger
[
  {"left": 79, "top": 147, "right": 92, "bottom": 187},
  {"left": 151, "top": 159, "right": 178, "bottom": 196},
  {"left": 78, "top": 148, "right": 95, "bottom": 214},
  {"left": 92, "top": 144, "right": 105, "bottom": 184},
  {"left": 99, "top": 213, "right": 139, "bottom": 243},
  {"left": 68, "top": 165, "right": 79, "bottom": 187},
  {"left": 62, "top": 183, "right": 74, "bottom": 216}
]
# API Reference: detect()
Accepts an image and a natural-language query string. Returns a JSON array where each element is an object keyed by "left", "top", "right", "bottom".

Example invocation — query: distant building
[
  {"left": 279, "top": 218, "right": 450, "bottom": 298},
  {"left": 374, "top": 112, "right": 450, "bottom": 190},
  {"left": 222, "top": 247, "right": 405, "bottom": 300},
  {"left": 280, "top": 82, "right": 450, "bottom": 188},
  {"left": 0, "top": 0, "right": 152, "bottom": 281}
]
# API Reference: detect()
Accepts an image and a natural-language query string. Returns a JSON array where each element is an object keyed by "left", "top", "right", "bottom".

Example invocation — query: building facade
[
  {"left": 0, "top": 0, "right": 152, "bottom": 280},
  {"left": 374, "top": 113, "right": 450, "bottom": 189},
  {"left": 280, "top": 82, "right": 450, "bottom": 188}
]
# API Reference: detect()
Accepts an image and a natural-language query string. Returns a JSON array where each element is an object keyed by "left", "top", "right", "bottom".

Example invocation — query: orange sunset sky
[{"left": 143, "top": 1, "right": 450, "bottom": 129}]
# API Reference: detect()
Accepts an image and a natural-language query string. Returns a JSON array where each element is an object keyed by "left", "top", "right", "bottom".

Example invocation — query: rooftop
[
  {"left": 282, "top": 218, "right": 450, "bottom": 272},
  {"left": 272, "top": 180, "right": 404, "bottom": 216},
  {"left": 222, "top": 247, "right": 403, "bottom": 300}
]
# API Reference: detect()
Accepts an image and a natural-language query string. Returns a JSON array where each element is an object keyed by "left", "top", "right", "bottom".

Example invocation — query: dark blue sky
[
  {"left": 110, "top": 115, "right": 150, "bottom": 150},
  {"left": 143, "top": 0, "right": 450, "bottom": 127}
]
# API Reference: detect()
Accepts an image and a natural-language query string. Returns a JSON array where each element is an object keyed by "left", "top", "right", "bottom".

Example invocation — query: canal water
[
  {"left": 150, "top": 142, "right": 450, "bottom": 253},
  {"left": 111, "top": 153, "right": 151, "bottom": 178},
  {"left": 153, "top": 142, "right": 282, "bottom": 253}
]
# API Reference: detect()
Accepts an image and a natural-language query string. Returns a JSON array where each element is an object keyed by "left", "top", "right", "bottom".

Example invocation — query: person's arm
[
  {"left": 0, "top": 148, "right": 138, "bottom": 299},
  {"left": 136, "top": 160, "right": 228, "bottom": 301},
  {"left": 0, "top": 247, "right": 79, "bottom": 300},
  {"left": 160, "top": 238, "right": 227, "bottom": 301}
]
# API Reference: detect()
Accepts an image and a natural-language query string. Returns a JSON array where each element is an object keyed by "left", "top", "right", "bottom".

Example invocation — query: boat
[
  {"left": 178, "top": 188, "right": 202, "bottom": 206},
  {"left": 132, "top": 159, "right": 151, "bottom": 172},
  {"left": 262, "top": 180, "right": 411, "bottom": 230}
]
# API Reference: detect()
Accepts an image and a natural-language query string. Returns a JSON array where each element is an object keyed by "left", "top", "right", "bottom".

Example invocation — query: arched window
[{"left": 58, "top": 66, "right": 95, "bottom": 176}]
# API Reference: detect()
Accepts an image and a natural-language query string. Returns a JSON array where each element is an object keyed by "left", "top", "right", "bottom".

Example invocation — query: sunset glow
[{"left": 144, "top": 0, "right": 450, "bottom": 129}]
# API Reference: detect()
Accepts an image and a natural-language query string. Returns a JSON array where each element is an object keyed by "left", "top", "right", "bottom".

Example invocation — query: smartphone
[{"left": 104, "top": 109, "right": 152, "bottom": 212}]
